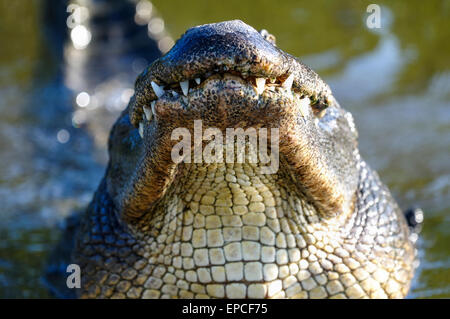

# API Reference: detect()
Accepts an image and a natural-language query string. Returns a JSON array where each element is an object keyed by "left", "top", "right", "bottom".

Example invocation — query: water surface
[{"left": 0, "top": 0, "right": 448, "bottom": 298}]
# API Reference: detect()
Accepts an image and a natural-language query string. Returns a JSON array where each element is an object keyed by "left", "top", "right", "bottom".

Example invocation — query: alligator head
[
  {"left": 107, "top": 20, "right": 360, "bottom": 226},
  {"left": 73, "top": 20, "right": 415, "bottom": 299}
]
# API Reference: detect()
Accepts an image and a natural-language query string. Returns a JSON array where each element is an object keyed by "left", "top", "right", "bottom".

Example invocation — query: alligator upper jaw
[
  {"left": 136, "top": 71, "right": 317, "bottom": 137},
  {"left": 129, "top": 20, "right": 332, "bottom": 128}
]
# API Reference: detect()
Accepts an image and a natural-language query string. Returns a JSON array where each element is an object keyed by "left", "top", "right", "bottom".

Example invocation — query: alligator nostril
[{"left": 259, "top": 29, "right": 277, "bottom": 45}]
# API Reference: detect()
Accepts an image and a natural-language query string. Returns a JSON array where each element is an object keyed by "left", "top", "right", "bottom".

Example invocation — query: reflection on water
[{"left": 0, "top": 0, "right": 448, "bottom": 298}]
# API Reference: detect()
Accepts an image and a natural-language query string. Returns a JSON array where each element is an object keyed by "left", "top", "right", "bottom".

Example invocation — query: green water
[{"left": 0, "top": 0, "right": 448, "bottom": 298}]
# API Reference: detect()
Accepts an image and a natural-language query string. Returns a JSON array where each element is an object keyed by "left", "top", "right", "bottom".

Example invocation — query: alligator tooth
[
  {"left": 151, "top": 101, "right": 156, "bottom": 116},
  {"left": 180, "top": 80, "right": 189, "bottom": 96},
  {"left": 195, "top": 78, "right": 201, "bottom": 85},
  {"left": 298, "top": 97, "right": 310, "bottom": 117},
  {"left": 151, "top": 81, "right": 165, "bottom": 98},
  {"left": 171, "top": 90, "right": 178, "bottom": 97},
  {"left": 281, "top": 73, "right": 294, "bottom": 90},
  {"left": 255, "top": 78, "right": 266, "bottom": 94},
  {"left": 138, "top": 122, "right": 144, "bottom": 138},
  {"left": 317, "top": 109, "right": 327, "bottom": 118},
  {"left": 143, "top": 106, "right": 152, "bottom": 121}
]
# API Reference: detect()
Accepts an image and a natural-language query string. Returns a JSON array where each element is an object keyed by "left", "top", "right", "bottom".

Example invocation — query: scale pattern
[{"left": 74, "top": 159, "right": 414, "bottom": 299}]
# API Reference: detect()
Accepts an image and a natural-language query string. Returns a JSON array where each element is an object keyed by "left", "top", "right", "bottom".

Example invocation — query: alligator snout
[{"left": 149, "top": 19, "right": 286, "bottom": 81}]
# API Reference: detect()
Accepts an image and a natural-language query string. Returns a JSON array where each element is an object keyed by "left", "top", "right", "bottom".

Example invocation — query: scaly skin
[{"left": 71, "top": 20, "right": 416, "bottom": 298}]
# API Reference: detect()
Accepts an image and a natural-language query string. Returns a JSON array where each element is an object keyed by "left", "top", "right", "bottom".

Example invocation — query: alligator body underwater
[{"left": 48, "top": 20, "right": 421, "bottom": 299}]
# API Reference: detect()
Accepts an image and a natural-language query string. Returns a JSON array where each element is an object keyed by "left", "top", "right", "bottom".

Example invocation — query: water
[{"left": 0, "top": 0, "right": 448, "bottom": 298}]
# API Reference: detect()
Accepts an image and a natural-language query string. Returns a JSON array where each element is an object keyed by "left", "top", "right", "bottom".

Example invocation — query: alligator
[{"left": 49, "top": 20, "right": 421, "bottom": 299}]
